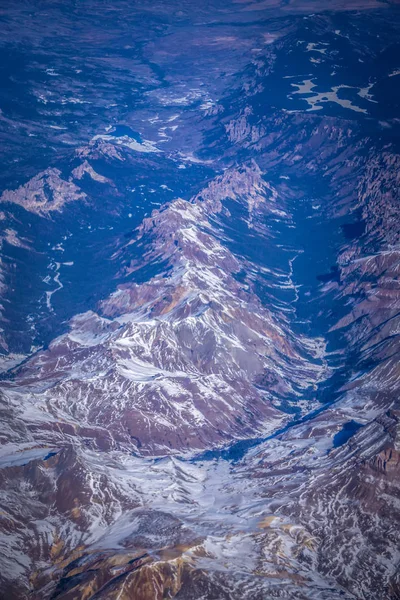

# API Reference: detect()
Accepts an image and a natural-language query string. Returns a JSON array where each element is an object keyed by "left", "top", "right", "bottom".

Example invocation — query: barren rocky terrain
[{"left": 0, "top": 1, "right": 400, "bottom": 598}]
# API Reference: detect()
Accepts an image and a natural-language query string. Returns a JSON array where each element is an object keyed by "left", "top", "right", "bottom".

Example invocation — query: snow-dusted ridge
[{"left": 3, "top": 163, "right": 329, "bottom": 459}]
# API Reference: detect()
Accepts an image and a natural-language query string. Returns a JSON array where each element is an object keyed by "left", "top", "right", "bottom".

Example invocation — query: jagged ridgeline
[{"left": 0, "top": 1, "right": 400, "bottom": 599}]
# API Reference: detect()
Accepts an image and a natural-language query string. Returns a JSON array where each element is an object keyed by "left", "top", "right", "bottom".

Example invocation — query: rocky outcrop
[{"left": 0, "top": 169, "right": 86, "bottom": 216}]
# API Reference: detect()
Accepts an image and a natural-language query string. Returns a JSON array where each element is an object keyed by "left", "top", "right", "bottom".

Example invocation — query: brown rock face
[{"left": 0, "top": 169, "right": 87, "bottom": 216}]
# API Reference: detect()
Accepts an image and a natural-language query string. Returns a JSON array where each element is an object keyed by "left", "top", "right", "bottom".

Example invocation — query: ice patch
[{"left": 92, "top": 133, "right": 160, "bottom": 154}]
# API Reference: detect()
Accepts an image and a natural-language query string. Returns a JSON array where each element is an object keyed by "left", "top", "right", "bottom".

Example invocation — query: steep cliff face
[{"left": 1, "top": 1, "right": 400, "bottom": 599}]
